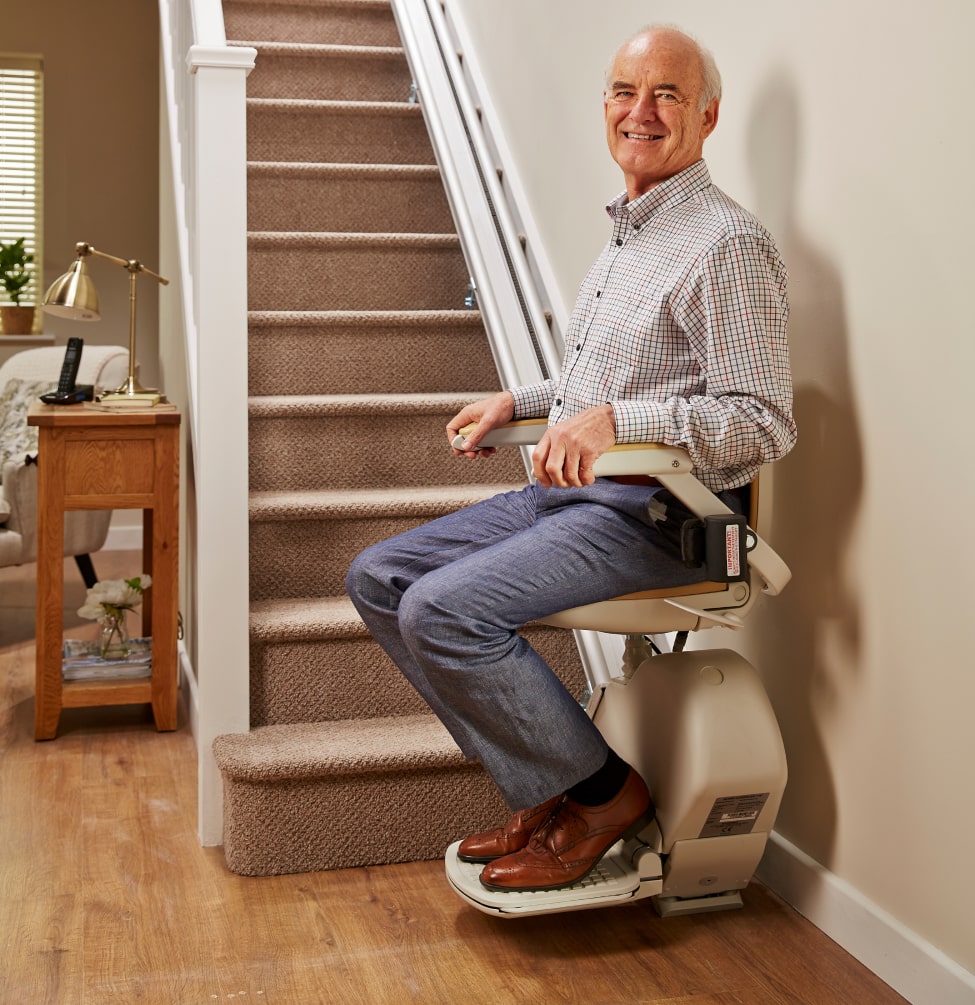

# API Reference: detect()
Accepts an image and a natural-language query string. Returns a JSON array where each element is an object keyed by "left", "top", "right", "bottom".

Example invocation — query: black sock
[{"left": 565, "top": 747, "right": 630, "bottom": 807}]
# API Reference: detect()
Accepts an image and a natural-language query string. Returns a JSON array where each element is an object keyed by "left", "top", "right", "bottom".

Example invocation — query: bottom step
[{"left": 214, "top": 714, "right": 507, "bottom": 876}]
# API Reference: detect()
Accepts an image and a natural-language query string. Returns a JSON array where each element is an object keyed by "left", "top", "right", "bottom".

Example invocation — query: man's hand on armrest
[
  {"left": 447, "top": 391, "right": 516, "bottom": 458},
  {"left": 532, "top": 404, "right": 617, "bottom": 488}
]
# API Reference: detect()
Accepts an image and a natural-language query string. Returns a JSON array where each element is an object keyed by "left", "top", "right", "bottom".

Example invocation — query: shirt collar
[{"left": 606, "top": 160, "right": 712, "bottom": 227}]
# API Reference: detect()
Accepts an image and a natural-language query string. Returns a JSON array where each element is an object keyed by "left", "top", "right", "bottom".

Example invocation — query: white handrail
[{"left": 189, "top": 0, "right": 226, "bottom": 45}]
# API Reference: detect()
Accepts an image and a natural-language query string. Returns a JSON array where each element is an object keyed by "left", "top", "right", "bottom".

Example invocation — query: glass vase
[{"left": 99, "top": 611, "right": 131, "bottom": 660}]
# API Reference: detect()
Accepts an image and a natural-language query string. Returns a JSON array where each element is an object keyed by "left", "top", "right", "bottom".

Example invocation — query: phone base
[{"left": 40, "top": 384, "right": 94, "bottom": 405}]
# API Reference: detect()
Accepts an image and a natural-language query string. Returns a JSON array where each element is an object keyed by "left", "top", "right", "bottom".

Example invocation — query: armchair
[{"left": 0, "top": 345, "right": 129, "bottom": 584}]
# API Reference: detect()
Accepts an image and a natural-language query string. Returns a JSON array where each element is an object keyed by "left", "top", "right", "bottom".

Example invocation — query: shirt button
[
  {"left": 575, "top": 344, "right": 581, "bottom": 351},
  {"left": 615, "top": 238, "right": 623, "bottom": 246},
  {"left": 554, "top": 398, "right": 562, "bottom": 406}
]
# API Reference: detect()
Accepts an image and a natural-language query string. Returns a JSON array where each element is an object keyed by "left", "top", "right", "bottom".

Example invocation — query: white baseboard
[
  {"left": 104, "top": 523, "right": 144, "bottom": 551},
  {"left": 179, "top": 639, "right": 198, "bottom": 739},
  {"left": 758, "top": 832, "right": 975, "bottom": 1005}
]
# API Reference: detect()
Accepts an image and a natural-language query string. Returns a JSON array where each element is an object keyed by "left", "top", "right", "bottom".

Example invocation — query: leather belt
[{"left": 606, "top": 475, "right": 659, "bottom": 487}]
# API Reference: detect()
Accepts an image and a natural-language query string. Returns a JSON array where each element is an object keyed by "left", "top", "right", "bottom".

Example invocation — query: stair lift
[{"left": 445, "top": 420, "right": 791, "bottom": 918}]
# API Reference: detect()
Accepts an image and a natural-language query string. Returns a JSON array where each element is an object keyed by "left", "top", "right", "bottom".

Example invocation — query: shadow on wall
[{"left": 746, "top": 70, "right": 864, "bottom": 870}]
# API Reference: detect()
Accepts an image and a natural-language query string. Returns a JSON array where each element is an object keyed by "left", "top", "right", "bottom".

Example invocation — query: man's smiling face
[{"left": 604, "top": 29, "right": 719, "bottom": 199}]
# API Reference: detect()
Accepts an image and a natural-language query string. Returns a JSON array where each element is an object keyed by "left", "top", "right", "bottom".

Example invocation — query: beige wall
[
  {"left": 7, "top": 0, "right": 161, "bottom": 389},
  {"left": 451, "top": 0, "right": 975, "bottom": 978}
]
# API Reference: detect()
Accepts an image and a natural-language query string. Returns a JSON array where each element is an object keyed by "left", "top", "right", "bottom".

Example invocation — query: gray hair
[{"left": 605, "top": 24, "right": 722, "bottom": 111}]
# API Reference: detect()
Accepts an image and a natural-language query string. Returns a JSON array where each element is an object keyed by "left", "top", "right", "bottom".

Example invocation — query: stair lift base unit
[{"left": 444, "top": 649, "right": 787, "bottom": 919}]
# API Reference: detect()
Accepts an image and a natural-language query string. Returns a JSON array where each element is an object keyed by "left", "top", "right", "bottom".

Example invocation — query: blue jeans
[{"left": 345, "top": 478, "right": 720, "bottom": 809}]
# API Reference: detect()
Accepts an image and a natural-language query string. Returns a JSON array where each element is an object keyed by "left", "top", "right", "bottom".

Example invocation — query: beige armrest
[
  {"left": 456, "top": 420, "right": 791, "bottom": 597},
  {"left": 457, "top": 419, "right": 695, "bottom": 476}
]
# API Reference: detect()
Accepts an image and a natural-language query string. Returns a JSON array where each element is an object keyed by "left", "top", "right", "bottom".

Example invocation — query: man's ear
[{"left": 701, "top": 99, "right": 719, "bottom": 140}]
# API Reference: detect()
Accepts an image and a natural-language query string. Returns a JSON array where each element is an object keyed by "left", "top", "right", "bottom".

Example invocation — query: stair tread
[
  {"left": 248, "top": 390, "right": 490, "bottom": 414},
  {"left": 249, "top": 483, "right": 520, "bottom": 520},
  {"left": 228, "top": 0, "right": 394, "bottom": 9},
  {"left": 250, "top": 594, "right": 361, "bottom": 639},
  {"left": 249, "top": 593, "right": 578, "bottom": 643},
  {"left": 248, "top": 230, "right": 459, "bottom": 246},
  {"left": 248, "top": 96, "right": 420, "bottom": 113},
  {"left": 213, "top": 713, "right": 466, "bottom": 780},
  {"left": 247, "top": 308, "right": 484, "bottom": 326},
  {"left": 248, "top": 161, "right": 439, "bottom": 177},
  {"left": 233, "top": 39, "right": 403, "bottom": 57}
]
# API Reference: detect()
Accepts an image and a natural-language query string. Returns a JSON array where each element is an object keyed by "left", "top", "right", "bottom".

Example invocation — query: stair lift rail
[{"left": 443, "top": 422, "right": 791, "bottom": 918}]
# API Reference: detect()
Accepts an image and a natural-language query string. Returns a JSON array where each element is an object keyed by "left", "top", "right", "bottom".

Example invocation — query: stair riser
[
  {"left": 250, "top": 513, "right": 441, "bottom": 600},
  {"left": 247, "top": 104, "right": 433, "bottom": 164},
  {"left": 251, "top": 625, "right": 587, "bottom": 726},
  {"left": 248, "top": 412, "right": 526, "bottom": 492},
  {"left": 222, "top": 764, "right": 507, "bottom": 875},
  {"left": 247, "top": 172, "right": 453, "bottom": 234},
  {"left": 247, "top": 320, "right": 499, "bottom": 396},
  {"left": 225, "top": 1, "right": 401, "bottom": 47},
  {"left": 248, "top": 51, "right": 411, "bottom": 102},
  {"left": 251, "top": 635, "right": 428, "bottom": 724},
  {"left": 247, "top": 241, "right": 470, "bottom": 311}
]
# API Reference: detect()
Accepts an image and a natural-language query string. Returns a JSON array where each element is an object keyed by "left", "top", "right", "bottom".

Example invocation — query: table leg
[
  {"left": 149, "top": 430, "right": 179, "bottom": 731},
  {"left": 34, "top": 436, "right": 66, "bottom": 740}
]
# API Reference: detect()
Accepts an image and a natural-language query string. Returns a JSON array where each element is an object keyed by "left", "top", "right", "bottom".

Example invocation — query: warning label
[
  {"left": 725, "top": 524, "right": 740, "bottom": 577},
  {"left": 699, "top": 793, "right": 770, "bottom": 838}
]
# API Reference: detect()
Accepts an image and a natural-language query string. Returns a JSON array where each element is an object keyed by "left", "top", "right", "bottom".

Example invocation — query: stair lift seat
[
  {"left": 443, "top": 419, "right": 790, "bottom": 918},
  {"left": 0, "top": 345, "right": 129, "bottom": 575}
]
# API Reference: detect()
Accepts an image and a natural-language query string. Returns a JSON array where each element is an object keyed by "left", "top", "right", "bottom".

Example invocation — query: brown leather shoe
[
  {"left": 478, "top": 768, "right": 654, "bottom": 891},
  {"left": 457, "top": 796, "right": 562, "bottom": 863}
]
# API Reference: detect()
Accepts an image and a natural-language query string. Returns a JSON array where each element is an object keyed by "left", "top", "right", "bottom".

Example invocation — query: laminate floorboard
[{"left": 0, "top": 554, "right": 907, "bottom": 1004}]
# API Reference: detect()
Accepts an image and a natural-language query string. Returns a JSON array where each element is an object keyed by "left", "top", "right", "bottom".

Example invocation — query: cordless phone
[{"left": 41, "top": 337, "right": 92, "bottom": 404}]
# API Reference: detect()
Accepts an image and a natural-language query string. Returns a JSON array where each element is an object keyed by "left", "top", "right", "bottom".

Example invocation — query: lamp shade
[{"left": 42, "top": 258, "right": 101, "bottom": 320}]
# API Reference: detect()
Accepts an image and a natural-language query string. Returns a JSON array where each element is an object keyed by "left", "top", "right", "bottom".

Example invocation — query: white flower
[{"left": 78, "top": 574, "right": 152, "bottom": 622}]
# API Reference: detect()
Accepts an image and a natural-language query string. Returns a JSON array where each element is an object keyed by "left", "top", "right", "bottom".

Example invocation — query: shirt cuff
[
  {"left": 610, "top": 400, "right": 666, "bottom": 444},
  {"left": 507, "top": 381, "right": 554, "bottom": 420}
]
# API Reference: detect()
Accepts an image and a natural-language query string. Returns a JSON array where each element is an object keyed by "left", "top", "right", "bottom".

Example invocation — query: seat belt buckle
[{"left": 680, "top": 514, "right": 754, "bottom": 582}]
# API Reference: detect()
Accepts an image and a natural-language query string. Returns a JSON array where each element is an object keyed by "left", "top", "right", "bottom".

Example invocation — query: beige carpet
[{"left": 213, "top": 0, "right": 585, "bottom": 876}]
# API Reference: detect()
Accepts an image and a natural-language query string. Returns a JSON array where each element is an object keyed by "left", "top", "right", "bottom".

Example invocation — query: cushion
[{"left": 0, "top": 377, "right": 52, "bottom": 478}]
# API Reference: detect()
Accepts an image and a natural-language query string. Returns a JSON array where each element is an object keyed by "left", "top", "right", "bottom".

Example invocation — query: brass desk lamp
[{"left": 43, "top": 242, "right": 169, "bottom": 401}]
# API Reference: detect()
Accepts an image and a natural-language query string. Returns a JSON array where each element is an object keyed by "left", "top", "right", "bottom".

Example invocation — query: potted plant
[{"left": 0, "top": 237, "right": 37, "bottom": 335}]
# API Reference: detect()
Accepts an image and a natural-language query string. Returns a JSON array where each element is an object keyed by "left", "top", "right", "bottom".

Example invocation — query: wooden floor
[{"left": 0, "top": 553, "right": 907, "bottom": 1005}]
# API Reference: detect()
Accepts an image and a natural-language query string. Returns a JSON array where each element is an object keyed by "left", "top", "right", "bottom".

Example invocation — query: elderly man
[{"left": 346, "top": 24, "right": 796, "bottom": 893}]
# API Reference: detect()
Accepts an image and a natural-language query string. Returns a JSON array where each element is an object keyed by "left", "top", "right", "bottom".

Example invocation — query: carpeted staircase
[{"left": 212, "top": 0, "right": 586, "bottom": 876}]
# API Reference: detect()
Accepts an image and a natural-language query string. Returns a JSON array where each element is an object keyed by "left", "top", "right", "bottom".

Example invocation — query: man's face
[{"left": 604, "top": 30, "right": 719, "bottom": 199}]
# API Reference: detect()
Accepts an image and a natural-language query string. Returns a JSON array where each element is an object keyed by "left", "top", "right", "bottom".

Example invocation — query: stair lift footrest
[{"left": 444, "top": 839, "right": 663, "bottom": 918}]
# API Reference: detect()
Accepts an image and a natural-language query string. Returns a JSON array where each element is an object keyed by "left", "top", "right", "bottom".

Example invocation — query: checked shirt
[{"left": 508, "top": 160, "right": 797, "bottom": 492}]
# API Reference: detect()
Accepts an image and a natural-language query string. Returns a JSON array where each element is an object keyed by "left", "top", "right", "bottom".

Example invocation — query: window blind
[{"left": 0, "top": 54, "right": 43, "bottom": 308}]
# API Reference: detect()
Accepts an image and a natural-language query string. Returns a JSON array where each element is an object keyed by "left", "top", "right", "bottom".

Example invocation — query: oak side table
[{"left": 28, "top": 401, "right": 180, "bottom": 740}]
